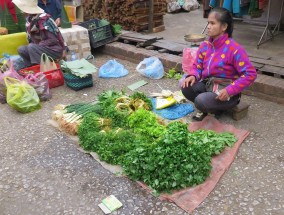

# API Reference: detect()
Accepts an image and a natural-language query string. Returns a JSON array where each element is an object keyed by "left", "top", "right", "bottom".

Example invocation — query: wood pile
[
  {"left": 81, "top": 0, "right": 102, "bottom": 21},
  {"left": 81, "top": 0, "right": 167, "bottom": 32}
]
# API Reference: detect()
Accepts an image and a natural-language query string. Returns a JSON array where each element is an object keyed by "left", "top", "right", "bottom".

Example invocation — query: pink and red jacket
[{"left": 188, "top": 33, "right": 257, "bottom": 96}]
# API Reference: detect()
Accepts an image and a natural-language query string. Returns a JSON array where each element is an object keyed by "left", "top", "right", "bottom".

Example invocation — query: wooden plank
[
  {"left": 119, "top": 32, "right": 158, "bottom": 41},
  {"left": 252, "top": 62, "right": 264, "bottom": 69},
  {"left": 145, "top": 46, "right": 155, "bottom": 50},
  {"left": 152, "top": 39, "right": 188, "bottom": 53},
  {"left": 118, "top": 33, "right": 158, "bottom": 46},
  {"left": 249, "top": 57, "right": 284, "bottom": 68},
  {"left": 248, "top": 53, "right": 271, "bottom": 60},
  {"left": 260, "top": 65, "right": 284, "bottom": 77},
  {"left": 158, "top": 48, "right": 168, "bottom": 53},
  {"left": 152, "top": 25, "right": 165, "bottom": 33}
]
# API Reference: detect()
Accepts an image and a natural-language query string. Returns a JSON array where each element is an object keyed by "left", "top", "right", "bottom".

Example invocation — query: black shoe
[{"left": 192, "top": 112, "right": 208, "bottom": 121}]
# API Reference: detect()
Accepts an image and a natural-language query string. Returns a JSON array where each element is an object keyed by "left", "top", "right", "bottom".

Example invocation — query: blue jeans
[{"left": 181, "top": 81, "right": 240, "bottom": 113}]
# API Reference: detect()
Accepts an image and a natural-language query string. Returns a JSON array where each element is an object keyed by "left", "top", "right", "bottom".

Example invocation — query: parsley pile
[{"left": 76, "top": 90, "right": 237, "bottom": 193}]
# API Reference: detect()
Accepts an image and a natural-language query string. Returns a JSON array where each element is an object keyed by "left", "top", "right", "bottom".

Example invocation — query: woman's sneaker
[{"left": 192, "top": 112, "right": 208, "bottom": 121}]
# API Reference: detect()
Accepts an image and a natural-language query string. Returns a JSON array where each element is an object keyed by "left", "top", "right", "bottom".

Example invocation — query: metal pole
[
  {"left": 257, "top": 0, "right": 284, "bottom": 48},
  {"left": 201, "top": 22, "right": 208, "bottom": 35},
  {"left": 257, "top": 0, "right": 273, "bottom": 48},
  {"left": 148, "top": 0, "right": 154, "bottom": 33}
]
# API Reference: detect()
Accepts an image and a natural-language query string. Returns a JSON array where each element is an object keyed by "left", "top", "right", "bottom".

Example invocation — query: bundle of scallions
[{"left": 52, "top": 102, "right": 102, "bottom": 135}]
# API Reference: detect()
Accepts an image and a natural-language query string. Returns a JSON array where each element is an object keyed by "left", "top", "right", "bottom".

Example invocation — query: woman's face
[{"left": 207, "top": 12, "right": 227, "bottom": 40}]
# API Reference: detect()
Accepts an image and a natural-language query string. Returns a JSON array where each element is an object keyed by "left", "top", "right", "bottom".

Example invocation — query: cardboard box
[{"left": 63, "top": 0, "right": 81, "bottom": 6}]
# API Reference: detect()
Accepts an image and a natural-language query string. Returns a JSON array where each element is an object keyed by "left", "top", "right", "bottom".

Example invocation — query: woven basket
[{"left": 63, "top": 73, "right": 93, "bottom": 91}]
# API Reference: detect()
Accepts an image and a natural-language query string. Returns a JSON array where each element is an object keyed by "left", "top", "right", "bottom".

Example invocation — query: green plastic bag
[{"left": 4, "top": 77, "right": 41, "bottom": 113}]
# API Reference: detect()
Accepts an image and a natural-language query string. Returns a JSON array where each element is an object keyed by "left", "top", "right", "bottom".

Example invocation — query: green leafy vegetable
[
  {"left": 166, "top": 68, "right": 183, "bottom": 80},
  {"left": 127, "top": 109, "right": 166, "bottom": 139},
  {"left": 123, "top": 121, "right": 212, "bottom": 193},
  {"left": 188, "top": 130, "right": 237, "bottom": 156}
]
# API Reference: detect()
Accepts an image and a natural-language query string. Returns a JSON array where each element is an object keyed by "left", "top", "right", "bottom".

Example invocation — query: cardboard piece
[
  {"left": 127, "top": 80, "right": 148, "bottom": 91},
  {"left": 64, "top": 5, "right": 83, "bottom": 23},
  {"left": 98, "top": 195, "right": 123, "bottom": 214}
]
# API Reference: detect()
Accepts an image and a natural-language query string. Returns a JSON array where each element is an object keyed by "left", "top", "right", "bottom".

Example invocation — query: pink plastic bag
[
  {"left": 182, "top": 47, "right": 198, "bottom": 74},
  {"left": 25, "top": 72, "right": 52, "bottom": 101},
  {"left": 0, "top": 60, "right": 23, "bottom": 104}
]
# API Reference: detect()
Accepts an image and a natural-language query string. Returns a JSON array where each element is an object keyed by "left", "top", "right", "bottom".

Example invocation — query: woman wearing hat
[{"left": 12, "top": 0, "right": 66, "bottom": 67}]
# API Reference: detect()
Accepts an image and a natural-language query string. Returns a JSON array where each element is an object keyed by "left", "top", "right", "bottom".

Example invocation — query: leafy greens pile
[{"left": 76, "top": 90, "right": 237, "bottom": 193}]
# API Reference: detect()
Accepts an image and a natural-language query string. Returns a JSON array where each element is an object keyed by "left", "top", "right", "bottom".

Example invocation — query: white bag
[
  {"left": 167, "top": 1, "right": 181, "bottom": 13},
  {"left": 183, "top": 0, "right": 200, "bottom": 11},
  {"left": 136, "top": 57, "right": 164, "bottom": 79},
  {"left": 40, "top": 53, "right": 57, "bottom": 73}
]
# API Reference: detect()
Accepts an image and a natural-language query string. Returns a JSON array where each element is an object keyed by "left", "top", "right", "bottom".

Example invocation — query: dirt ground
[{"left": 0, "top": 52, "right": 283, "bottom": 215}]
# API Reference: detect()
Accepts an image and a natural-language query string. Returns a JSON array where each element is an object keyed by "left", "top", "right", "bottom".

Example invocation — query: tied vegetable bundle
[
  {"left": 51, "top": 90, "right": 153, "bottom": 135},
  {"left": 52, "top": 103, "right": 102, "bottom": 135}
]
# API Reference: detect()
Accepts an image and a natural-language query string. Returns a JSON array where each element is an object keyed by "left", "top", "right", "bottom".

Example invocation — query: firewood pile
[
  {"left": 81, "top": 0, "right": 102, "bottom": 21},
  {"left": 81, "top": 0, "right": 167, "bottom": 32}
]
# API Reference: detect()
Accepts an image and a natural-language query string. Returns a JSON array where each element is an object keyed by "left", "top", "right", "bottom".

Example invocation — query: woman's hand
[
  {"left": 55, "top": 18, "right": 61, "bottom": 26},
  {"left": 182, "top": 76, "right": 196, "bottom": 88},
  {"left": 216, "top": 89, "right": 230, "bottom": 101}
]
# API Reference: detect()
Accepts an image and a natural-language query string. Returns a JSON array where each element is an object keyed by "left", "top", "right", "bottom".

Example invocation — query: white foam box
[{"left": 60, "top": 25, "right": 91, "bottom": 60}]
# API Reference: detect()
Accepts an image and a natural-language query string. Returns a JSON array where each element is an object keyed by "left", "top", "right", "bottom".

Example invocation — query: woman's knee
[
  {"left": 194, "top": 93, "right": 216, "bottom": 113},
  {"left": 27, "top": 43, "right": 38, "bottom": 53},
  {"left": 181, "top": 85, "right": 196, "bottom": 102},
  {"left": 18, "top": 45, "right": 27, "bottom": 55}
]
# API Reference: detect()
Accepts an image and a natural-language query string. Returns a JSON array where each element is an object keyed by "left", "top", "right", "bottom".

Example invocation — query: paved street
[{"left": 1, "top": 53, "right": 283, "bottom": 215}]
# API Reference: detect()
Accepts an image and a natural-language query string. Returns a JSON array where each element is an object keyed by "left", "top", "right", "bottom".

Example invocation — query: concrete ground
[
  {"left": 152, "top": 9, "right": 284, "bottom": 58},
  {"left": 1, "top": 7, "right": 284, "bottom": 215},
  {"left": 1, "top": 53, "right": 284, "bottom": 215}
]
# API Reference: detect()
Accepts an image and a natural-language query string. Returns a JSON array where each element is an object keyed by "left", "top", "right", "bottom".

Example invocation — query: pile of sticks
[
  {"left": 82, "top": 0, "right": 167, "bottom": 32},
  {"left": 81, "top": 0, "right": 102, "bottom": 21}
]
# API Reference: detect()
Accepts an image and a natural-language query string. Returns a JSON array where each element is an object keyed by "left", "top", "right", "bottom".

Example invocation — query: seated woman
[
  {"left": 181, "top": 7, "right": 257, "bottom": 121},
  {"left": 13, "top": 0, "right": 66, "bottom": 67}
]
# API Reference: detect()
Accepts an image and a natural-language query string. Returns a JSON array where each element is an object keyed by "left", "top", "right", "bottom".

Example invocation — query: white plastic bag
[
  {"left": 99, "top": 59, "right": 128, "bottom": 78},
  {"left": 40, "top": 53, "right": 57, "bottom": 73},
  {"left": 183, "top": 0, "right": 200, "bottom": 11},
  {"left": 136, "top": 57, "right": 164, "bottom": 79},
  {"left": 167, "top": 1, "right": 181, "bottom": 13}
]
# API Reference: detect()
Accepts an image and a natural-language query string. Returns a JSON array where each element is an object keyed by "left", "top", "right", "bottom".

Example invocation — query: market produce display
[{"left": 51, "top": 90, "right": 237, "bottom": 193}]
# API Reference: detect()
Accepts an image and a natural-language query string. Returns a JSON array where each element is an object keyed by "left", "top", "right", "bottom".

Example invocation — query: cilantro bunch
[{"left": 123, "top": 122, "right": 212, "bottom": 193}]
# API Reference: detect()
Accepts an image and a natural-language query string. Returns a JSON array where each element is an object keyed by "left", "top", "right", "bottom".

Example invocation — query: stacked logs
[
  {"left": 81, "top": 0, "right": 102, "bottom": 21},
  {"left": 81, "top": 0, "right": 167, "bottom": 32}
]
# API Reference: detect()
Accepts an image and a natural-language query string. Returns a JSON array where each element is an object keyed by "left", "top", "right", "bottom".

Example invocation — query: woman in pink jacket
[{"left": 181, "top": 7, "right": 257, "bottom": 121}]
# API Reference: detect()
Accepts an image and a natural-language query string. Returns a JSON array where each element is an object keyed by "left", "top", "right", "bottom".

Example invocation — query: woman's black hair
[{"left": 209, "top": 7, "right": 234, "bottom": 38}]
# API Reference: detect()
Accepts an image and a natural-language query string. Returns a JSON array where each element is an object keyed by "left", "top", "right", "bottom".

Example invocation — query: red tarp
[{"left": 138, "top": 116, "right": 250, "bottom": 214}]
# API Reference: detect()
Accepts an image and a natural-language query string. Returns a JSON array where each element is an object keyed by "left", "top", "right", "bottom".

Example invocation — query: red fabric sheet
[
  {"left": 0, "top": 0, "right": 18, "bottom": 23},
  {"left": 137, "top": 116, "right": 250, "bottom": 213},
  {"left": 259, "top": 0, "right": 269, "bottom": 9}
]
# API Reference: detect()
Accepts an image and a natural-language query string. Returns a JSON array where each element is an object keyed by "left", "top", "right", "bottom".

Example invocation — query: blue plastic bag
[
  {"left": 151, "top": 98, "right": 194, "bottom": 120},
  {"left": 0, "top": 54, "right": 26, "bottom": 72},
  {"left": 136, "top": 57, "right": 164, "bottom": 79},
  {"left": 99, "top": 59, "right": 128, "bottom": 78}
]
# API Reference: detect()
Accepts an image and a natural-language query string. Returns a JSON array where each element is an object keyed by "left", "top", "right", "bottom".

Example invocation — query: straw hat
[{"left": 12, "top": 0, "right": 44, "bottom": 14}]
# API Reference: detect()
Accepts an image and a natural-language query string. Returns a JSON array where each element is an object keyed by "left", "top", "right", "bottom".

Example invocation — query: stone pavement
[{"left": 0, "top": 53, "right": 283, "bottom": 215}]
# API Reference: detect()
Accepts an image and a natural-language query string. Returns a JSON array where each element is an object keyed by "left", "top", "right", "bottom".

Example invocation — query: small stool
[
  {"left": 228, "top": 102, "right": 250, "bottom": 121},
  {"left": 0, "top": 27, "right": 8, "bottom": 35}
]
